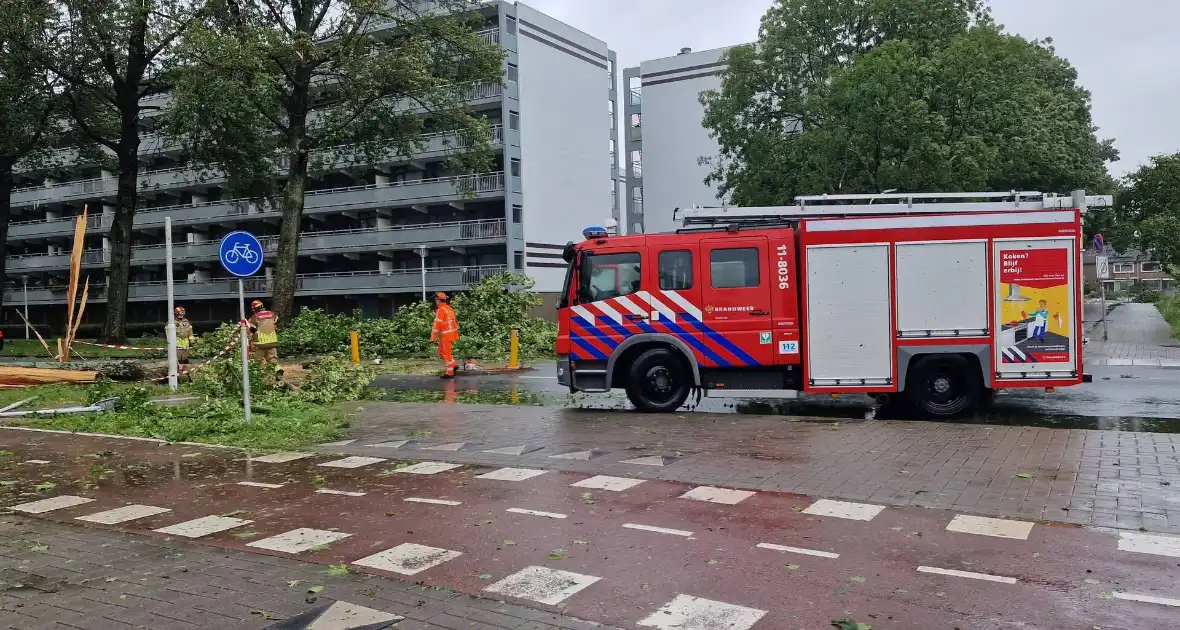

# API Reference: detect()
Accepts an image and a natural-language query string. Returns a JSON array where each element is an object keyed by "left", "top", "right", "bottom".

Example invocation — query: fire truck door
[{"left": 697, "top": 236, "right": 774, "bottom": 367}]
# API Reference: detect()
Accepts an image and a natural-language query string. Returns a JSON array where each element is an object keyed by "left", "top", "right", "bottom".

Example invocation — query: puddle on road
[{"left": 373, "top": 380, "right": 1180, "bottom": 434}]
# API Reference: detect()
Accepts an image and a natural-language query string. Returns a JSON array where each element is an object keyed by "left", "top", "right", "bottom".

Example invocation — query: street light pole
[
  {"left": 417, "top": 245, "right": 427, "bottom": 301},
  {"left": 21, "top": 275, "right": 28, "bottom": 340}
]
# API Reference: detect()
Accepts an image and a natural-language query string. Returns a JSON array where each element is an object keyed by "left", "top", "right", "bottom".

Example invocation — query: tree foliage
[
  {"left": 164, "top": 0, "right": 504, "bottom": 319},
  {"left": 51, "top": 0, "right": 206, "bottom": 342},
  {"left": 0, "top": 0, "right": 60, "bottom": 313},
  {"left": 1106, "top": 154, "right": 1180, "bottom": 269},
  {"left": 700, "top": 0, "right": 1117, "bottom": 205}
]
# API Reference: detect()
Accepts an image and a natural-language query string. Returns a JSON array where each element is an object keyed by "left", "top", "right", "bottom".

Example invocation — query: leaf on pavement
[
  {"left": 232, "top": 531, "right": 259, "bottom": 539},
  {"left": 548, "top": 550, "right": 565, "bottom": 560},
  {"left": 850, "top": 576, "right": 866, "bottom": 583},
  {"left": 831, "top": 619, "right": 872, "bottom": 630},
  {"left": 1016, "top": 473, "right": 1034, "bottom": 479},
  {"left": 286, "top": 580, "right": 301, "bottom": 588},
  {"left": 324, "top": 564, "right": 349, "bottom": 577},
  {"left": 307, "top": 585, "right": 324, "bottom": 594},
  {"left": 502, "top": 540, "right": 516, "bottom": 546},
  {"left": 34, "top": 482, "right": 55, "bottom": 491},
  {"left": 785, "top": 564, "right": 801, "bottom": 570}
]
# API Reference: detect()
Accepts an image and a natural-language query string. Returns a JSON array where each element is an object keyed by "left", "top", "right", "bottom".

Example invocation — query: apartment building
[
  {"left": 623, "top": 46, "right": 735, "bottom": 235},
  {"left": 4, "top": 1, "right": 619, "bottom": 331},
  {"left": 1083, "top": 247, "right": 1175, "bottom": 293}
]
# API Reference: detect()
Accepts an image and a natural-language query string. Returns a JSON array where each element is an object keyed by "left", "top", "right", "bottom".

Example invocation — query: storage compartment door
[
  {"left": 994, "top": 238, "right": 1077, "bottom": 376},
  {"left": 895, "top": 240, "right": 988, "bottom": 337},
  {"left": 805, "top": 243, "right": 892, "bottom": 387}
]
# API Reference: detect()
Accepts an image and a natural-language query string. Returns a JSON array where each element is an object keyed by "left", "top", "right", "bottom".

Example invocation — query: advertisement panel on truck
[{"left": 995, "top": 238, "right": 1076, "bottom": 372}]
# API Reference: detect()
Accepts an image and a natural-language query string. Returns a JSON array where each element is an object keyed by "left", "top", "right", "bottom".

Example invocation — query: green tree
[
  {"left": 700, "top": 0, "right": 1116, "bottom": 205},
  {"left": 0, "top": 0, "right": 60, "bottom": 314},
  {"left": 164, "top": 0, "right": 504, "bottom": 319},
  {"left": 52, "top": 0, "right": 206, "bottom": 342},
  {"left": 1108, "top": 154, "right": 1180, "bottom": 268}
]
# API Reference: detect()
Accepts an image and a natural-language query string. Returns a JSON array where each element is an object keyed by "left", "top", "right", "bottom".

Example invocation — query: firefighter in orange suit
[
  {"left": 247, "top": 299, "right": 281, "bottom": 373},
  {"left": 430, "top": 292, "right": 459, "bottom": 378}
]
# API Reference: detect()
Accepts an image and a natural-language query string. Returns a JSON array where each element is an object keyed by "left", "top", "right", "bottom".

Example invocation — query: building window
[
  {"left": 608, "top": 100, "right": 614, "bottom": 116},
  {"left": 710, "top": 248, "right": 760, "bottom": 289},
  {"left": 512, "top": 204, "right": 522, "bottom": 223},
  {"left": 506, "top": 63, "right": 518, "bottom": 83},
  {"left": 508, "top": 110, "right": 519, "bottom": 130},
  {"left": 631, "top": 186, "right": 642, "bottom": 202},
  {"left": 580, "top": 252, "right": 641, "bottom": 301},
  {"left": 510, "top": 158, "right": 521, "bottom": 178},
  {"left": 609, "top": 139, "right": 616, "bottom": 162},
  {"left": 1113, "top": 262, "right": 1135, "bottom": 274},
  {"left": 631, "top": 113, "right": 641, "bottom": 127},
  {"left": 505, "top": 15, "right": 516, "bottom": 34},
  {"left": 1142, "top": 261, "right": 1163, "bottom": 273},
  {"left": 659, "top": 250, "right": 693, "bottom": 290},
  {"left": 514, "top": 251, "right": 524, "bottom": 269}
]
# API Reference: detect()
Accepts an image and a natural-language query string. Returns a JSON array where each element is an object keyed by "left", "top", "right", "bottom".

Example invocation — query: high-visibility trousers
[{"left": 438, "top": 339, "right": 457, "bottom": 375}]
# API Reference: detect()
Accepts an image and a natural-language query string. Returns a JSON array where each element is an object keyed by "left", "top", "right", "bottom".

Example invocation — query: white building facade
[{"left": 623, "top": 46, "right": 734, "bottom": 235}]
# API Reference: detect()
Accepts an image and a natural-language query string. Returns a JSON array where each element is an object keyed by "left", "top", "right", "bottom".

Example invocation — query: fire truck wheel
[
  {"left": 625, "top": 348, "right": 691, "bottom": 413},
  {"left": 906, "top": 354, "right": 982, "bottom": 418}
]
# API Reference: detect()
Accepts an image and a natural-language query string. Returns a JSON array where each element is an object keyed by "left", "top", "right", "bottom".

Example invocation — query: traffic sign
[
  {"left": 1096, "top": 255, "right": 1110, "bottom": 280},
  {"left": 218, "top": 231, "right": 264, "bottom": 277},
  {"left": 1093, "top": 233, "right": 1104, "bottom": 253}
]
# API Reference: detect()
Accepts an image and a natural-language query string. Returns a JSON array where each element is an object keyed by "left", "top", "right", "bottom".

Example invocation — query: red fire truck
[{"left": 555, "top": 191, "right": 1108, "bottom": 417}]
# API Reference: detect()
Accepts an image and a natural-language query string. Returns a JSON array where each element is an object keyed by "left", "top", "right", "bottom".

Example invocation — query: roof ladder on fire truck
[{"left": 675, "top": 190, "right": 1113, "bottom": 229}]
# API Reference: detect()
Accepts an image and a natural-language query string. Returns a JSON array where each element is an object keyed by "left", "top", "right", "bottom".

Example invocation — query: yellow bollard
[
  {"left": 350, "top": 330, "right": 360, "bottom": 365},
  {"left": 509, "top": 328, "right": 520, "bottom": 369}
]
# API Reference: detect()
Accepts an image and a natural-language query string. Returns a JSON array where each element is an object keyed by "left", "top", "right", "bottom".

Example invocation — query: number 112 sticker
[{"left": 778, "top": 340, "right": 799, "bottom": 354}]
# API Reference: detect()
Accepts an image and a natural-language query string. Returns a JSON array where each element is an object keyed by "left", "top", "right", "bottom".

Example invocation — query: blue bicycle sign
[{"left": 219, "top": 231, "right": 265, "bottom": 277}]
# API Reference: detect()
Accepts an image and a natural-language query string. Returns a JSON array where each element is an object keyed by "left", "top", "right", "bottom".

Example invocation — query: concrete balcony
[
  {"left": 8, "top": 171, "right": 506, "bottom": 240},
  {"left": 6, "top": 265, "right": 508, "bottom": 305},
  {"left": 9, "top": 165, "right": 227, "bottom": 208}
]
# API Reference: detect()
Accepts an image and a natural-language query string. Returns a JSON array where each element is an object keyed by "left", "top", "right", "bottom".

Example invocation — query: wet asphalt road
[{"left": 372, "top": 360, "right": 1180, "bottom": 433}]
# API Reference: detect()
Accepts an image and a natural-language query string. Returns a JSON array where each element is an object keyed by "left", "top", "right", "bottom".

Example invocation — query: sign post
[
  {"left": 1094, "top": 233, "right": 1108, "bottom": 342},
  {"left": 218, "top": 231, "right": 265, "bottom": 423}
]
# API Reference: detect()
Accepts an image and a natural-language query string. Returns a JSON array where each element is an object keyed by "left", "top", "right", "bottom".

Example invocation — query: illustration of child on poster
[{"left": 998, "top": 247, "right": 1072, "bottom": 365}]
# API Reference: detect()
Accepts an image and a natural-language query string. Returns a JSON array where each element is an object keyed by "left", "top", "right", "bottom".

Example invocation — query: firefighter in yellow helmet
[
  {"left": 247, "top": 299, "right": 281, "bottom": 372},
  {"left": 173, "top": 306, "right": 193, "bottom": 365},
  {"left": 430, "top": 292, "right": 459, "bottom": 378}
]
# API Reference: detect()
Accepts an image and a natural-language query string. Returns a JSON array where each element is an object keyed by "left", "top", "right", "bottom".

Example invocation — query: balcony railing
[
  {"left": 478, "top": 28, "right": 499, "bottom": 44},
  {"left": 629, "top": 89, "right": 642, "bottom": 105}
]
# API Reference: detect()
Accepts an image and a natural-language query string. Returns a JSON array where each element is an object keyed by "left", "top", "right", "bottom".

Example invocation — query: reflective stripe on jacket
[
  {"left": 432, "top": 304, "right": 459, "bottom": 342},
  {"left": 249, "top": 310, "right": 279, "bottom": 346}
]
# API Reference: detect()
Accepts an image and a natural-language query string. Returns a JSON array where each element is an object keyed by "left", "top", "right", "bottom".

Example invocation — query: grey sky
[{"left": 524, "top": 0, "right": 1178, "bottom": 178}]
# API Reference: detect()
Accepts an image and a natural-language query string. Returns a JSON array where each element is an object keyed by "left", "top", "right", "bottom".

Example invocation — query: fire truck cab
[{"left": 556, "top": 190, "right": 1108, "bottom": 417}]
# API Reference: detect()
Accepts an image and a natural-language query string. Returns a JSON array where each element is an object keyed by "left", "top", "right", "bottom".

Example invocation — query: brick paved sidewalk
[
  {"left": 0, "top": 516, "right": 611, "bottom": 630},
  {"left": 325, "top": 402, "right": 1180, "bottom": 534},
  {"left": 1086, "top": 303, "right": 1180, "bottom": 365}
]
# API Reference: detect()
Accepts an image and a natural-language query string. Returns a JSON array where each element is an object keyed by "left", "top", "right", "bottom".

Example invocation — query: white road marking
[
  {"left": 917, "top": 566, "right": 1018, "bottom": 584},
  {"left": 76, "top": 505, "right": 171, "bottom": 525},
  {"left": 623, "top": 524, "right": 693, "bottom": 537},
  {"left": 394, "top": 462, "right": 463, "bottom": 475},
  {"left": 317, "top": 440, "right": 357, "bottom": 447},
  {"left": 236, "top": 481, "right": 284, "bottom": 489},
  {"left": 252, "top": 452, "right": 313, "bottom": 464},
  {"left": 317, "top": 456, "right": 385, "bottom": 469},
  {"left": 352, "top": 543, "right": 462, "bottom": 576},
  {"left": 548, "top": 450, "right": 600, "bottom": 460},
  {"left": 756, "top": 543, "right": 840, "bottom": 559},
  {"left": 315, "top": 489, "right": 367, "bottom": 497},
  {"left": 476, "top": 468, "right": 547, "bottom": 482},
  {"left": 370, "top": 440, "right": 411, "bottom": 449},
  {"left": 571, "top": 476, "right": 645, "bottom": 492},
  {"left": 154, "top": 515, "right": 253, "bottom": 538},
  {"left": 10, "top": 495, "right": 94, "bottom": 514},
  {"left": 247, "top": 528, "right": 351, "bottom": 554},
  {"left": 422, "top": 442, "right": 465, "bottom": 451},
  {"left": 679, "top": 486, "right": 756, "bottom": 505},
  {"left": 619, "top": 456, "right": 670, "bottom": 467},
  {"left": 1118, "top": 531, "right": 1180, "bottom": 558},
  {"left": 507, "top": 508, "right": 567, "bottom": 519},
  {"left": 638, "top": 594, "right": 767, "bottom": 630},
  {"left": 24, "top": 460, "right": 50, "bottom": 465},
  {"left": 1112, "top": 592, "right": 1180, "bottom": 607},
  {"left": 802, "top": 499, "right": 885, "bottom": 521},
  {"left": 484, "top": 566, "right": 600, "bottom": 605},
  {"left": 404, "top": 498, "right": 462, "bottom": 506},
  {"left": 946, "top": 514, "right": 1034, "bottom": 540},
  {"left": 305, "top": 601, "right": 402, "bottom": 629}
]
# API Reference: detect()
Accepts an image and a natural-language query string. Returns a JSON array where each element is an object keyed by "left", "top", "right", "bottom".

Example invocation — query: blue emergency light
[{"left": 583, "top": 226, "right": 608, "bottom": 239}]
